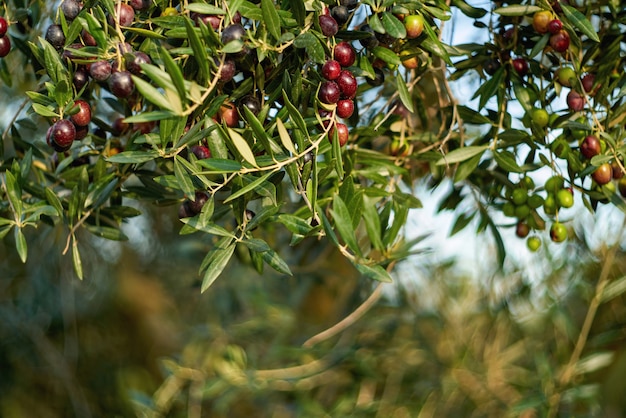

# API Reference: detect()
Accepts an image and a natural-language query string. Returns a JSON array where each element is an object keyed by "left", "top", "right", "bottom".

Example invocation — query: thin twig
[
  {"left": 2, "top": 97, "right": 30, "bottom": 142},
  {"left": 302, "top": 281, "right": 385, "bottom": 348}
]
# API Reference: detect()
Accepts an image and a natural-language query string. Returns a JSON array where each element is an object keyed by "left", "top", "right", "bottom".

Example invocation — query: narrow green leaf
[
  {"left": 317, "top": 203, "right": 339, "bottom": 246},
  {"left": 396, "top": 74, "right": 414, "bottom": 113},
  {"left": 85, "top": 224, "right": 128, "bottom": 241},
  {"left": 242, "top": 238, "right": 271, "bottom": 253},
  {"left": 45, "top": 188, "right": 64, "bottom": 218},
  {"left": 450, "top": 212, "right": 475, "bottom": 236},
  {"left": 513, "top": 82, "right": 536, "bottom": 112},
  {"left": 20, "top": 149, "right": 33, "bottom": 180},
  {"left": 528, "top": 33, "right": 549, "bottom": 59},
  {"left": 354, "top": 263, "right": 393, "bottom": 283},
  {"left": 32, "top": 103, "right": 60, "bottom": 118},
  {"left": 221, "top": 39, "right": 244, "bottom": 54},
  {"left": 493, "top": 5, "right": 541, "bottom": 16},
  {"left": 23, "top": 204, "right": 60, "bottom": 223},
  {"left": 184, "top": 17, "right": 209, "bottom": 83},
  {"left": 83, "top": 13, "right": 107, "bottom": 47},
  {"left": 436, "top": 145, "right": 488, "bottom": 166},
  {"left": 487, "top": 215, "right": 506, "bottom": 268},
  {"left": 138, "top": 63, "right": 178, "bottom": 92},
  {"left": 228, "top": 0, "right": 244, "bottom": 17},
  {"left": 123, "top": 26, "right": 166, "bottom": 38},
  {"left": 106, "top": 150, "right": 160, "bottom": 163},
  {"left": 369, "top": 14, "right": 385, "bottom": 33},
  {"left": 66, "top": 15, "right": 83, "bottom": 44},
  {"left": 261, "top": 0, "right": 281, "bottom": 41},
  {"left": 381, "top": 12, "right": 406, "bottom": 39},
  {"left": 493, "top": 150, "right": 523, "bottom": 173},
  {"left": 275, "top": 214, "right": 314, "bottom": 235},
  {"left": 454, "top": 153, "right": 482, "bottom": 183},
  {"left": 198, "top": 195, "right": 215, "bottom": 224},
  {"left": 383, "top": 202, "right": 408, "bottom": 247},
  {"left": 227, "top": 128, "right": 258, "bottom": 167},
  {"left": 197, "top": 158, "right": 243, "bottom": 173},
  {"left": 283, "top": 91, "right": 309, "bottom": 145},
  {"left": 262, "top": 248, "right": 292, "bottom": 275},
  {"left": 15, "top": 228, "right": 27, "bottom": 263},
  {"left": 474, "top": 65, "right": 505, "bottom": 109},
  {"left": 25, "top": 91, "right": 56, "bottom": 106},
  {"left": 561, "top": 4, "right": 600, "bottom": 42},
  {"left": 160, "top": 116, "right": 187, "bottom": 148},
  {"left": 124, "top": 111, "right": 176, "bottom": 123},
  {"left": 244, "top": 205, "right": 279, "bottom": 232},
  {"left": 54, "top": 79, "right": 72, "bottom": 109},
  {"left": 102, "top": 206, "right": 142, "bottom": 219},
  {"left": 276, "top": 118, "right": 297, "bottom": 155},
  {"left": 243, "top": 106, "right": 275, "bottom": 155},
  {"left": 200, "top": 238, "right": 236, "bottom": 292},
  {"left": 41, "top": 37, "right": 67, "bottom": 84},
  {"left": 457, "top": 105, "right": 492, "bottom": 125},
  {"left": 359, "top": 54, "right": 375, "bottom": 79},
  {"left": 68, "top": 183, "right": 80, "bottom": 223},
  {"left": 174, "top": 155, "right": 196, "bottom": 198},
  {"left": 72, "top": 238, "right": 83, "bottom": 280},
  {"left": 239, "top": 1, "right": 263, "bottom": 20},
  {"left": 422, "top": 4, "right": 451, "bottom": 21},
  {"left": 186, "top": 3, "right": 226, "bottom": 15},
  {"left": 330, "top": 194, "right": 362, "bottom": 256},
  {"left": 293, "top": 31, "right": 316, "bottom": 48},
  {"left": 4, "top": 171, "right": 23, "bottom": 220},
  {"left": 180, "top": 218, "right": 235, "bottom": 238},
  {"left": 309, "top": 152, "right": 318, "bottom": 212},
  {"left": 362, "top": 196, "right": 384, "bottom": 251},
  {"left": 159, "top": 47, "right": 187, "bottom": 104},
  {"left": 451, "top": 0, "right": 487, "bottom": 18},
  {"left": 294, "top": 32, "right": 324, "bottom": 63},
  {"left": 223, "top": 171, "right": 273, "bottom": 203},
  {"left": 331, "top": 126, "right": 345, "bottom": 180},
  {"left": 421, "top": 23, "right": 452, "bottom": 65},
  {"left": 590, "top": 154, "right": 613, "bottom": 166},
  {"left": 289, "top": 0, "right": 305, "bottom": 25},
  {"left": 373, "top": 46, "right": 401, "bottom": 65},
  {"left": 132, "top": 76, "right": 176, "bottom": 112},
  {"left": 87, "top": 178, "right": 119, "bottom": 210}
]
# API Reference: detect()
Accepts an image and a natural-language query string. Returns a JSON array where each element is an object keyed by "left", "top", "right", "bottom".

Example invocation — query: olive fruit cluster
[
  {"left": 503, "top": 176, "right": 575, "bottom": 247},
  {"left": 532, "top": 11, "right": 569, "bottom": 53},
  {"left": 0, "top": 16, "right": 10, "bottom": 58},
  {"left": 479, "top": 5, "right": 615, "bottom": 248},
  {"left": 179, "top": 191, "right": 210, "bottom": 219},
  {"left": 543, "top": 176, "right": 573, "bottom": 214},
  {"left": 502, "top": 178, "right": 545, "bottom": 233},
  {"left": 578, "top": 135, "right": 613, "bottom": 186},
  {"left": 318, "top": 41, "right": 357, "bottom": 147},
  {"left": 46, "top": 100, "right": 92, "bottom": 152}
]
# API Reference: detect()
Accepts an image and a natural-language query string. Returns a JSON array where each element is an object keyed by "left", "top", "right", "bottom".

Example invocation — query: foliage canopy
[{"left": 0, "top": 0, "right": 625, "bottom": 287}]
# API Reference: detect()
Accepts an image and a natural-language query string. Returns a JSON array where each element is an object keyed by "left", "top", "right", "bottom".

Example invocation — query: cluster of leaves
[{"left": 0, "top": 0, "right": 624, "bottom": 288}]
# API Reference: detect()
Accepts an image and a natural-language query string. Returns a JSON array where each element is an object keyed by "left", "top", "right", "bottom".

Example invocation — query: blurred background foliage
[{"left": 3, "top": 199, "right": 626, "bottom": 418}]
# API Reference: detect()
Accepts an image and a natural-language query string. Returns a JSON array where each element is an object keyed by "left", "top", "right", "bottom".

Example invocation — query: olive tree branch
[{"left": 302, "top": 278, "right": 388, "bottom": 348}]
